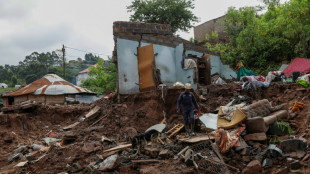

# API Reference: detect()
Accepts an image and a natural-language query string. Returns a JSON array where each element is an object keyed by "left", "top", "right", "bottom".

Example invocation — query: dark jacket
[{"left": 177, "top": 92, "right": 200, "bottom": 111}]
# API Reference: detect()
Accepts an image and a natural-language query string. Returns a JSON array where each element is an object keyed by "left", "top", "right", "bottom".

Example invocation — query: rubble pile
[{"left": 0, "top": 82, "right": 309, "bottom": 173}]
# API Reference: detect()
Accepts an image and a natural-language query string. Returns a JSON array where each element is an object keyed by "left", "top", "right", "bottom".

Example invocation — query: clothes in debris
[
  {"left": 218, "top": 103, "right": 246, "bottom": 121},
  {"left": 242, "top": 81, "right": 270, "bottom": 90},
  {"left": 236, "top": 66, "right": 257, "bottom": 81},
  {"left": 183, "top": 59, "right": 197, "bottom": 70},
  {"left": 266, "top": 71, "right": 286, "bottom": 83},
  {"left": 213, "top": 126, "right": 246, "bottom": 153}
]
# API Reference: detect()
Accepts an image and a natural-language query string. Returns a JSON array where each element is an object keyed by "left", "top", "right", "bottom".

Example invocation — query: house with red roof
[{"left": 76, "top": 64, "right": 97, "bottom": 86}]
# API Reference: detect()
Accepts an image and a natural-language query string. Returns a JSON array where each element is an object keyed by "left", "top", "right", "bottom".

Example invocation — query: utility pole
[{"left": 62, "top": 44, "right": 66, "bottom": 79}]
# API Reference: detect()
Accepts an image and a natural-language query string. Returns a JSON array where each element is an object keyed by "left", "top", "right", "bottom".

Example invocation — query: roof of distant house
[
  {"left": 3, "top": 74, "right": 94, "bottom": 97},
  {"left": 78, "top": 64, "right": 97, "bottom": 74}
]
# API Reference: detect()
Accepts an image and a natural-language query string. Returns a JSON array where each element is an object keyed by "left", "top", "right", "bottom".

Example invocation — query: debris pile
[{"left": 0, "top": 82, "right": 309, "bottom": 173}]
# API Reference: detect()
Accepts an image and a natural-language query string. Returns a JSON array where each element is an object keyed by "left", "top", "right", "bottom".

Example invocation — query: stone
[
  {"left": 159, "top": 149, "right": 170, "bottom": 159},
  {"left": 290, "top": 161, "right": 302, "bottom": 170},
  {"left": 82, "top": 142, "right": 101, "bottom": 154},
  {"left": 144, "top": 147, "right": 160, "bottom": 158},
  {"left": 244, "top": 133, "right": 267, "bottom": 141},
  {"left": 281, "top": 138, "right": 307, "bottom": 158},
  {"left": 241, "top": 160, "right": 262, "bottom": 174},
  {"left": 72, "top": 162, "right": 83, "bottom": 173},
  {"left": 262, "top": 158, "right": 273, "bottom": 168},
  {"left": 99, "top": 154, "right": 120, "bottom": 171},
  {"left": 242, "top": 156, "right": 251, "bottom": 163}
]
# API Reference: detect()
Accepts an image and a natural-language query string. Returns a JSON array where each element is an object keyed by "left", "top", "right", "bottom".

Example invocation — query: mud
[{"left": 0, "top": 82, "right": 309, "bottom": 173}]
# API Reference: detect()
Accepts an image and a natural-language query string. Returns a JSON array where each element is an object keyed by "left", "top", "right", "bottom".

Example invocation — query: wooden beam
[{"left": 103, "top": 144, "right": 131, "bottom": 153}]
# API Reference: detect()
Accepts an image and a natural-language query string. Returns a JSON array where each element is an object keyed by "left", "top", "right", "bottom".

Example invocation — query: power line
[{"left": 65, "top": 46, "right": 106, "bottom": 56}]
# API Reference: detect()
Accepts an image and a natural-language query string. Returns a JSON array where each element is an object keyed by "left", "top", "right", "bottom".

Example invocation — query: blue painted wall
[
  {"left": 210, "top": 55, "right": 237, "bottom": 79},
  {"left": 117, "top": 38, "right": 206, "bottom": 94}
]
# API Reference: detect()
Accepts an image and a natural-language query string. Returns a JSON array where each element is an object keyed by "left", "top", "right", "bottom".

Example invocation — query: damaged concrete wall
[
  {"left": 116, "top": 38, "right": 140, "bottom": 94},
  {"left": 116, "top": 38, "right": 202, "bottom": 94},
  {"left": 141, "top": 42, "right": 176, "bottom": 86},
  {"left": 114, "top": 21, "right": 209, "bottom": 94},
  {"left": 210, "top": 55, "right": 237, "bottom": 79}
]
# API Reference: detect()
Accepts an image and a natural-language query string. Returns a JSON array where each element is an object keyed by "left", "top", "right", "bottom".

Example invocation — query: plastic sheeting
[
  {"left": 236, "top": 66, "right": 256, "bottom": 81},
  {"left": 199, "top": 113, "right": 218, "bottom": 130}
]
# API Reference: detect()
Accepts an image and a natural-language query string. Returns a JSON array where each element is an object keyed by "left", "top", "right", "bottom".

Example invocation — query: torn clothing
[{"left": 177, "top": 92, "right": 200, "bottom": 111}]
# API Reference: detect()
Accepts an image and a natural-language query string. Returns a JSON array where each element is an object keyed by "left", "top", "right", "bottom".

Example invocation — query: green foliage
[
  {"left": 0, "top": 87, "right": 18, "bottom": 95},
  {"left": 81, "top": 58, "right": 116, "bottom": 95},
  {"left": 207, "top": 0, "right": 310, "bottom": 74},
  {"left": 0, "top": 52, "right": 99, "bottom": 87},
  {"left": 127, "top": 0, "right": 199, "bottom": 33},
  {"left": 276, "top": 120, "right": 293, "bottom": 135},
  {"left": 269, "top": 136, "right": 282, "bottom": 144}
]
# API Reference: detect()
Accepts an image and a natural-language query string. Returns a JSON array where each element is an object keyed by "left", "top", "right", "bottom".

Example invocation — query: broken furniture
[
  {"left": 217, "top": 108, "right": 247, "bottom": 129},
  {"left": 242, "top": 99, "right": 288, "bottom": 133}
]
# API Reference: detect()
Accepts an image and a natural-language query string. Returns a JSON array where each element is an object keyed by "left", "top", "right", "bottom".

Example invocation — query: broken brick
[{"left": 244, "top": 133, "right": 267, "bottom": 141}]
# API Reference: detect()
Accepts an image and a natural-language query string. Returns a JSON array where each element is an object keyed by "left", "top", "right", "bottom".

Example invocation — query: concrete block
[{"left": 99, "top": 154, "right": 120, "bottom": 171}]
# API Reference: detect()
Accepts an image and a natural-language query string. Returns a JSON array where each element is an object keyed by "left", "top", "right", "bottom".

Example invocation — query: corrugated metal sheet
[{"left": 4, "top": 74, "right": 93, "bottom": 97}]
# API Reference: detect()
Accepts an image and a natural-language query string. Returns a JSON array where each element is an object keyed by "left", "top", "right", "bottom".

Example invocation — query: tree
[
  {"left": 81, "top": 58, "right": 116, "bottom": 95},
  {"left": 127, "top": 0, "right": 199, "bottom": 33},
  {"left": 206, "top": 0, "right": 310, "bottom": 74}
]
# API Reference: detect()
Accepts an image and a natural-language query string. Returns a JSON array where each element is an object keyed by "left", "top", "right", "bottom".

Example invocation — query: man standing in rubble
[{"left": 177, "top": 83, "right": 201, "bottom": 137}]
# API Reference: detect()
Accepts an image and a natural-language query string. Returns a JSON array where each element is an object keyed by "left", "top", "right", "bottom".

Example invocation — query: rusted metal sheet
[{"left": 4, "top": 74, "right": 94, "bottom": 97}]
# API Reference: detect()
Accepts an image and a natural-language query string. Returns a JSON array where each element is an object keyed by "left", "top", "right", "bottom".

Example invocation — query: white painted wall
[
  {"left": 117, "top": 38, "right": 140, "bottom": 94},
  {"left": 76, "top": 73, "right": 89, "bottom": 86}
]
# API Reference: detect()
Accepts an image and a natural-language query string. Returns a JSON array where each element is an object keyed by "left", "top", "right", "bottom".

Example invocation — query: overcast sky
[{"left": 0, "top": 0, "right": 268, "bottom": 66}]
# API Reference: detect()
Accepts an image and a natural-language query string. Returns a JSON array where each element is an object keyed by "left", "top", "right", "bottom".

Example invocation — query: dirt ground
[{"left": 0, "top": 82, "right": 309, "bottom": 173}]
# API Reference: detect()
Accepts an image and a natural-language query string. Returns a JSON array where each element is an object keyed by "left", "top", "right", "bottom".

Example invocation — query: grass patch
[{"left": 0, "top": 87, "right": 18, "bottom": 94}]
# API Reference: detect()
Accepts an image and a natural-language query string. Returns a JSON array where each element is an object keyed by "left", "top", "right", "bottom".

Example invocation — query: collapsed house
[
  {"left": 112, "top": 21, "right": 236, "bottom": 94},
  {"left": 2, "top": 74, "right": 96, "bottom": 107}
]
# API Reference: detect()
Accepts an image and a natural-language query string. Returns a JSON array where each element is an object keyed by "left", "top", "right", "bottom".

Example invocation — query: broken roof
[{"left": 4, "top": 74, "right": 94, "bottom": 97}]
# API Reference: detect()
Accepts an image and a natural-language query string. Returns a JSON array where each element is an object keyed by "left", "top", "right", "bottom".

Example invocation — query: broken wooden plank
[
  {"left": 62, "top": 122, "right": 80, "bottom": 131},
  {"left": 21, "top": 103, "right": 35, "bottom": 109},
  {"left": 177, "top": 146, "right": 190, "bottom": 156},
  {"left": 166, "top": 124, "right": 180, "bottom": 134},
  {"left": 85, "top": 106, "right": 101, "bottom": 119},
  {"left": 167, "top": 125, "right": 184, "bottom": 139},
  {"left": 178, "top": 135, "right": 215, "bottom": 143},
  {"left": 103, "top": 144, "right": 131, "bottom": 153},
  {"left": 158, "top": 137, "right": 165, "bottom": 145}
]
